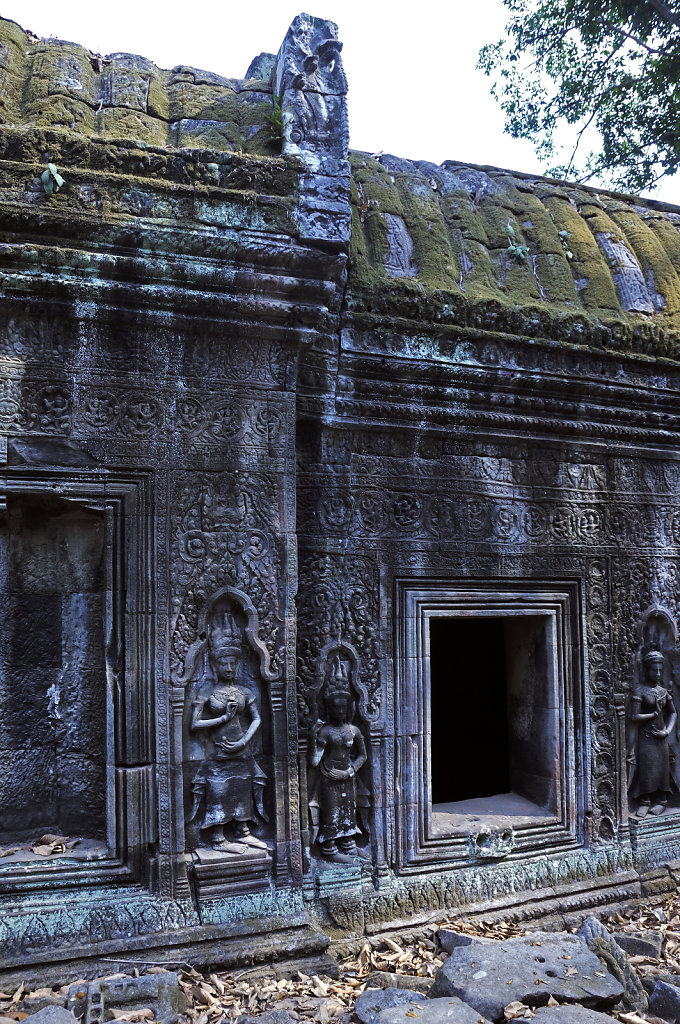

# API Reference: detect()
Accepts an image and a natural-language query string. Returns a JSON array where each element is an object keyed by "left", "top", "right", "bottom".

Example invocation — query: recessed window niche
[
  {"left": 0, "top": 494, "right": 109, "bottom": 846},
  {"left": 395, "top": 580, "right": 584, "bottom": 870}
]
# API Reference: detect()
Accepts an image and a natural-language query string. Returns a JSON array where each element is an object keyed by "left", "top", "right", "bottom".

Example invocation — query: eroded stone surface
[
  {"left": 614, "top": 932, "right": 664, "bottom": 958},
  {"left": 649, "top": 979, "right": 680, "bottom": 1021},
  {"left": 355, "top": 988, "right": 428, "bottom": 1024},
  {"left": 577, "top": 917, "right": 648, "bottom": 1014},
  {"left": 378, "top": 997, "right": 483, "bottom": 1024},
  {"left": 439, "top": 931, "right": 492, "bottom": 954},
  {"left": 24, "top": 1010, "right": 77, "bottom": 1024},
  {"left": 430, "top": 934, "right": 624, "bottom": 1020},
  {"left": 530, "top": 1006, "right": 619, "bottom": 1024}
]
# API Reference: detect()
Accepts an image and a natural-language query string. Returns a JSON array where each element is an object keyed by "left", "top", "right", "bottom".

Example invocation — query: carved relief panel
[
  {"left": 175, "top": 587, "right": 279, "bottom": 896},
  {"left": 626, "top": 607, "right": 680, "bottom": 819},
  {"left": 306, "top": 642, "right": 372, "bottom": 864}
]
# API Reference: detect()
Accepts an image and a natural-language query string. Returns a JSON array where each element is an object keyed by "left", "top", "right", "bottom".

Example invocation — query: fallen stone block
[
  {"left": 364, "top": 973, "right": 433, "bottom": 994},
  {"left": 429, "top": 932, "right": 624, "bottom": 1021},
  {"left": 614, "top": 932, "right": 664, "bottom": 959},
  {"left": 577, "top": 917, "right": 648, "bottom": 1014},
  {"left": 24, "top": 1010, "right": 78, "bottom": 1024},
  {"left": 531, "top": 1006, "right": 622, "bottom": 1024},
  {"left": 439, "top": 930, "right": 493, "bottom": 955},
  {"left": 649, "top": 979, "right": 680, "bottom": 1022},
  {"left": 355, "top": 987, "right": 428, "bottom": 1024},
  {"left": 68, "top": 972, "right": 184, "bottom": 1024},
  {"left": 377, "top": 996, "right": 484, "bottom": 1024}
]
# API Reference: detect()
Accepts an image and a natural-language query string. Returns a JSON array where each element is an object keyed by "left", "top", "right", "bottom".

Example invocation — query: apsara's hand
[{"left": 219, "top": 738, "right": 245, "bottom": 754}]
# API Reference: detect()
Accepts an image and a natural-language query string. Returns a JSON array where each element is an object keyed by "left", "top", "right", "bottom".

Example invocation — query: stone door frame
[
  {"left": 394, "top": 577, "right": 587, "bottom": 872},
  {"left": 0, "top": 464, "right": 157, "bottom": 890}
]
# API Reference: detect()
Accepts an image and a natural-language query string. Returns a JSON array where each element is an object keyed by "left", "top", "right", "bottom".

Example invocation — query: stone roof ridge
[{"left": 355, "top": 149, "right": 680, "bottom": 217}]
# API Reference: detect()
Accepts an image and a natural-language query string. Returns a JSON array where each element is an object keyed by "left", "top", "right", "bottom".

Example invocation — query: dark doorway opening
[{"left": 429, "top": 617, "right": 509, "bottom": 804}]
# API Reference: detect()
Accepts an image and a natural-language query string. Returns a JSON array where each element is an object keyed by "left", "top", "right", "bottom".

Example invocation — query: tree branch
[
  {"left": 600, "top": 19, "right": 663, "bottom": 53},
  {"left": 565, "top": 107, "right": 599, "bottom": 176},
  {"left": 646, "top": 0, "right": 680, "bottom": 31}
]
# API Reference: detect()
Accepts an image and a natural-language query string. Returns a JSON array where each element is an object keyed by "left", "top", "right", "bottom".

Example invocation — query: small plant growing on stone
[
  {"left": 506, "top": 221, "right": 529, "bottom": 263},
  {"left": 267, "top": 94, "right": 293, "bottom": 148},
  {"left": 558, "top": 229, "right": 574, "bottom": 260},
  {"left": 41, "top": 163, "right": 65, "bottom": 195}
]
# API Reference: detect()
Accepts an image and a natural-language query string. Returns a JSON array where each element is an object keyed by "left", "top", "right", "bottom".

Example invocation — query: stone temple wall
[{"left": 1, "top": 9, "right": 680, "bottom": 982}]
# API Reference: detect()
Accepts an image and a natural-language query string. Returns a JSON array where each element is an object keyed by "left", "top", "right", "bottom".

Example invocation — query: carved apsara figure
[
  {"left": 189, "top": 609, "right": 266, "bottom": 848},
  {"left": 308, "top": 655, "right": 369, "bottom": 862},
  {"left": 629, "top": 649, "right": 677, "bottom": 816}
]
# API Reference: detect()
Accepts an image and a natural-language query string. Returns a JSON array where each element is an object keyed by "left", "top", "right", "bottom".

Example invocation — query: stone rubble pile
[{"left": 6, "top": 914, "right": 680, "bottom": 1024}]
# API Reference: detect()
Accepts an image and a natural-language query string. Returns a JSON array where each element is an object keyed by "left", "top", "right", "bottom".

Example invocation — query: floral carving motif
[
  {"left": 27, "top": 386, "right": 71, "bottom": 432},
  {"left": 170, "top": 472, "right": 284, "bottom": 679},
  {"left": 296, "top": 552, "right": 381, "bottom": 725}
]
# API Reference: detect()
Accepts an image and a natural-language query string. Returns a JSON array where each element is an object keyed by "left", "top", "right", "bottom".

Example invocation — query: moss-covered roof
[
  {"left": 349, "top": 152, "right": 680, "bottom": 355},
  {"left": 4, "top": 13, "right": 680, "bottom": 355},
  {"left": 0, "top": 16, "right": 276, "bottom": 155}
]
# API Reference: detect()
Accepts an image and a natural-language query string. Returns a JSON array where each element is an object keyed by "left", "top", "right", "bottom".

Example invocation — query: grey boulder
[
  {"left": 531, "top": 1007, "right": 619, "bottom": 1024},
  {"left": 649, "top": 979, "right": 680, "bottom": 1021},
  {"left": 576, "top": 917, "right": 648, "bottom": 1015},
  {"left": 430, "top": 932, "right": 624, "bottom": 1021},
  {"left": 355, "top": 987, "right": 427, "bottom": 1024},
  {"left": 25, "top": 1010, "right": 78, "bottom": 1024},
  {"left": 614, "top": 932, "right": 664, "bottom": 959},
  {"left": 377, "top": 996, "right": 484, "bottom": 1024},
  {"left": 439, "top": 930, "right": 493, "bottom": 955}
]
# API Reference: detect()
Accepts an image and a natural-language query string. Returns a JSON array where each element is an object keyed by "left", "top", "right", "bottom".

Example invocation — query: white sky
[{"left": 3, "top": 0, "right": 680, "bottom": 205}]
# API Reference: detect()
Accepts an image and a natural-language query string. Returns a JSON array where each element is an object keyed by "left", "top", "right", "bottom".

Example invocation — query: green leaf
[{"left": 479, "top": 0, "right": 680, "bottom": 192}]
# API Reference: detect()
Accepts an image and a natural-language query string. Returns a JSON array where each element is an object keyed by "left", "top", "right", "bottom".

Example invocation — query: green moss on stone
[
  {"left": 530, "top": 252, "right": 580, "bottom": 306},
  {"left": 0, "top": 16, "right": 28, "bottom": 51},
  {"left": 609, "top": 207, "right": 680, "bottom": 316},
  {"left": 543, "top": 196, "right": 621, "bottom": 313},
  {"left": 647, "top": 217, "right": 680, "bottom": 295},
  {"left": 350, "top": 154, "right": 405, "bottom": 216},
  {"left": 95, "top": 107, "right": 168, "bottom": 147},
  {"left": 29, "top": 43, "right": 97, "bottom": 105},
  {"left": 439, "top": 193, "right": 491, "bottom": 247},
  {"left": 25, "top": 95, "right": 95, "bottom": 133},
  {"left": 477, "top": 197, "right": 523, "bottom": 251},
  {"left": 394, "top": 175, "right": 459, "bottom": 289},
  {"left": 147, "top": 72, "right": 170, "bottom": 122}
]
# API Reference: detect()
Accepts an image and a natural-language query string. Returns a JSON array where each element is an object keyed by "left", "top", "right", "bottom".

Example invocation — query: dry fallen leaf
[
  {"left": 564, "top": 967, "right": 577, "bottom": 977},
  {"left": 504, "top": 1001, "right": 533, "bottom": 1020}
]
